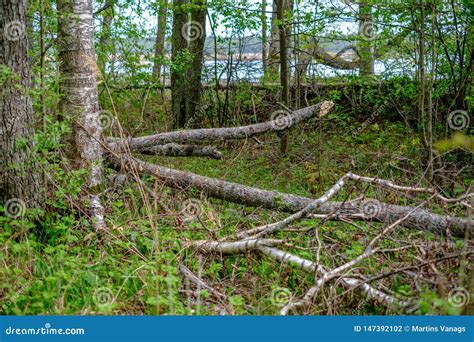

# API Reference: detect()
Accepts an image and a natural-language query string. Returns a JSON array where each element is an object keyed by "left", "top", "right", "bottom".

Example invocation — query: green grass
[{"left": 1, "top": 100, "right": 470, "bottom": 316}]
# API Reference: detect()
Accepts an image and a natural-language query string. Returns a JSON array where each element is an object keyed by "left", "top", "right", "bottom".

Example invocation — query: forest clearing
[{"left": 1, "top": 0, "right": 473, "bottom": 317}]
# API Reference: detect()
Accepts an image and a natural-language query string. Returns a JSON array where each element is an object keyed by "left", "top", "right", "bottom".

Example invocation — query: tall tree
[
  {"left": 277, "top": 0, "right": 290, "bottom": 154},
  {"left": 261, "top": 0, "right": 268, "bottom": 73},
  {"left": 1, "top": 0, "right": 42, "bottom": 209},
  {"left": 171, "top": 0, "right": 188, "bottom": 128},
  {"left": 153, "top": 0, "right": 168, "bottom": 82},
  {"left": 266, "top": 0, "right": 280, "bottom": 79},
  {"left": 185, "top": 0, "right": 206, "bottom": 128},
  {"left": 171, "top": 0, "right": 206, "bottom": 128},
  {"left": 57, "top": 0, "right": 105, "bottom": 229},
  {"left": 97, "top": 0, "right": 115, "bottom": 72},
  {"left": 358, "top": 1, "right": 374, "bottom": 76}
]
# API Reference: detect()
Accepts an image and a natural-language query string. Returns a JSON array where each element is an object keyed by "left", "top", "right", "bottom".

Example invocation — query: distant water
[
  {"left": 111, "top": 58, "right": 414, "bottom": 84},
  {"left": 201, "top": 59, "right": 413, "bottom": 82}
]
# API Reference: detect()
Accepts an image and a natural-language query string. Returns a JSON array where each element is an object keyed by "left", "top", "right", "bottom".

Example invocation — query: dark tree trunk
[
  {"left": 185, "top": 0, "right": 206, "bottom": 128},
  {"left": 153, "top": 0, "right": 168, "bottom": 82},
  {"left": 58, "top": 0, "right": 105, "bottom": 229},
  {"left": 266, "top": 0, "right": 279, "bottom": 79},
  {"left": 261, "top": 0, "right": 268, "bottom": 73},
  {"left": 171, "top": 0, "right": 189, "bottom": 129},
  {"left": 277, "top": 0, "right": 290, "bottom": 154},
  {"left": 358, "top": 1, "right": 374, "bottom": 76},
  {"left": 97, "top": 0, "right": 115, "bottom": 72},
  {"left": 0, "top": 0, "right": 42, "bottom": 209}
]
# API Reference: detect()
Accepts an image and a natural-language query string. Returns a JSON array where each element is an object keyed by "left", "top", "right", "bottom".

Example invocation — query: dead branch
[
  {"left": 108, "top": 101, "right": 334, "bottom": 151},
  {"left": 108, "top": 154, "right": 473, "bottom": 238},
  {"left": 189, "top": 238, "right": 284, "bottom": 254},
  {"left": 256, "top": 246, "right": 414, "bottom": 315},
  {"left": 190, "top": 239, "right": 413, "bottom": 314},
  {"left": 179, "top": 264, "right": 227, "bottom": 300}
]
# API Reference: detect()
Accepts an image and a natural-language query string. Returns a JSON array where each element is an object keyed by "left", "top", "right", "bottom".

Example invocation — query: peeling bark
[{"left": 58, "top": 0, "right": 105, "bottom": 229}]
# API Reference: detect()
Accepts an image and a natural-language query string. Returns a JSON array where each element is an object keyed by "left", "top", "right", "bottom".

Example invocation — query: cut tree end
[{"left": 319, "top": 101, "right": 335, "bottom": 117}]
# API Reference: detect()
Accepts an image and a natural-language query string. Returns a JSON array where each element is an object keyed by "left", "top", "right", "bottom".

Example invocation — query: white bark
[{"left": 58, "top": 0, "right": 105, "bottom": 229}]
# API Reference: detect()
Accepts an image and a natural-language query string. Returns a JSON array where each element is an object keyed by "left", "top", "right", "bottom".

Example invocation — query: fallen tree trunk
[
  {"left": 108, "top": 101, "right": 334, "bottom": 151},
  {"left": 108, "top": 154, "right": 473, "bottom": 238},
  {"left": 139, "top": 143, "right": 222, "bottom": 159}
]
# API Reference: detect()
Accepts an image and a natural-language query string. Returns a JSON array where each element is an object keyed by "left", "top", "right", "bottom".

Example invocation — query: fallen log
[
  {"left": 108, "top": 101, "right": 334, "bottom": 151},
  {"left": 108, "top": 154, "right": 473, "bottom": 238},
  {"left": 139, "top": 143, "right": 222, "bottom": 159}
]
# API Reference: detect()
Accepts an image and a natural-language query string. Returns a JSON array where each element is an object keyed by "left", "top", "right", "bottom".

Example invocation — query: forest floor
[{"left": 1, "top": 97, "right": 471, "bottom": 315}]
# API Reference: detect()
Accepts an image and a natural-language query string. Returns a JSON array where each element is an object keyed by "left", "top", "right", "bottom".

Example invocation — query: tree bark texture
[
  {"left": 0, "top": 0, "right": 42, "bottom": 208},
  {"left": 58, "top": 0, "right": 104, "bottom": 228},
  {"left": 153, "top": 0, "right": 168, "bottom": 82},
  {"left": 185, "top": 0, "right": 206, "bottom": 128},
  {"left": 171, "top": 0, "right": 189, "bottom": 128}
]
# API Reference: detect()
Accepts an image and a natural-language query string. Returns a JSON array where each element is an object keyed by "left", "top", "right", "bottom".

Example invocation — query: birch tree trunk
[
  {"left": 58, "top": 0, "right": 105, "bottom": 229},
  {"left": 1, "top": 0, "right": 42, "bottom": 209},
  {"left": 152, "top": 0, "right": 168, "bottom": 82}
]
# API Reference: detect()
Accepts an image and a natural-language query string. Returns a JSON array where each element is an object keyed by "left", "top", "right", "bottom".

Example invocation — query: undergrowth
[{"left": 1, "top": 87, "right": 471, "bottom": 316}]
